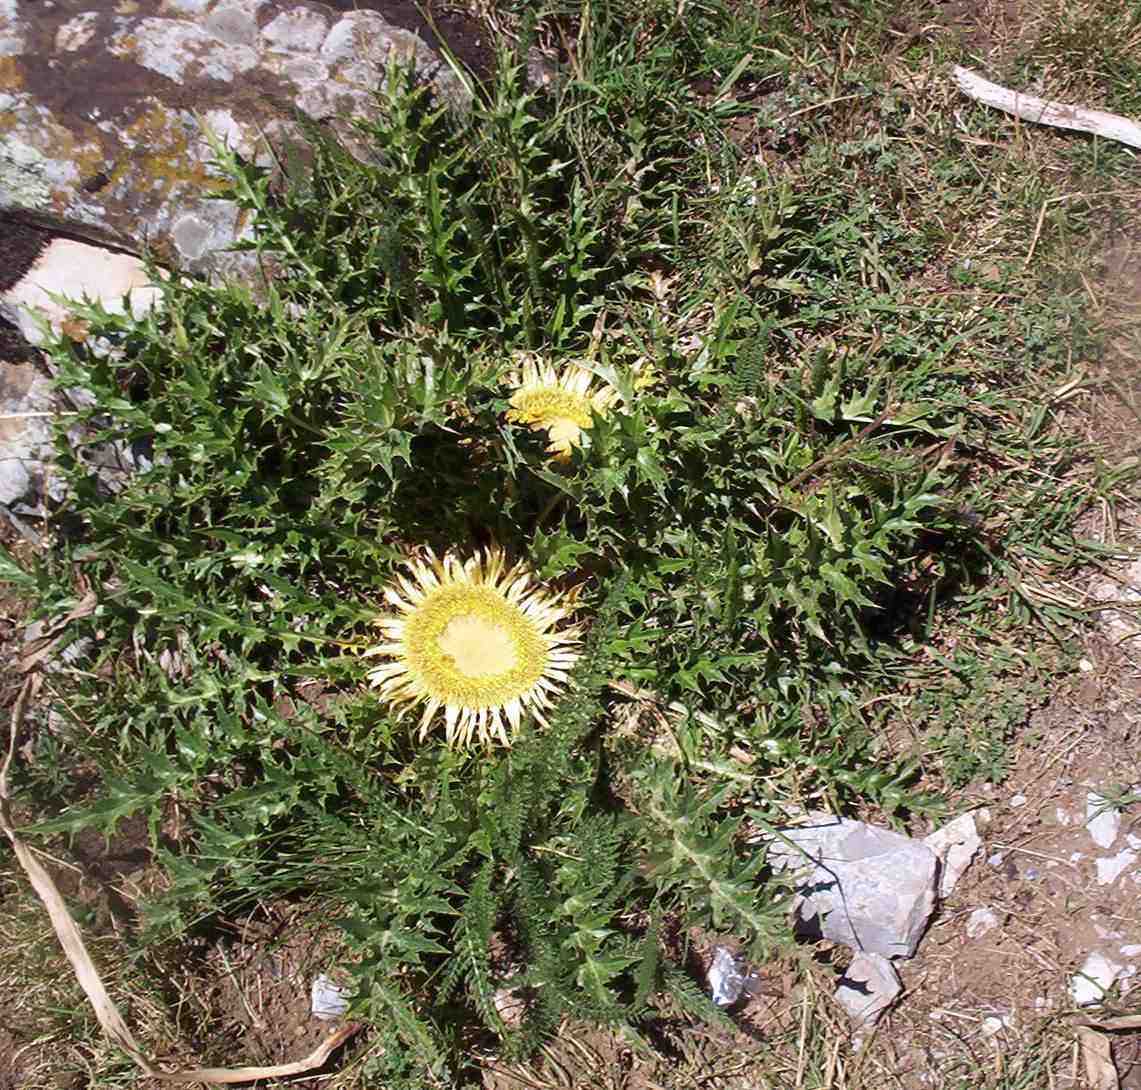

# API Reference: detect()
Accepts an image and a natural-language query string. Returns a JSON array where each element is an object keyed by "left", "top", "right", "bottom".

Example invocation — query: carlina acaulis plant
[
  {"left": 506, "top": 357, "right": 620, "bottom": 461},
  {"left": 365, "top": 546, "right": 583, "bottom": 747}
]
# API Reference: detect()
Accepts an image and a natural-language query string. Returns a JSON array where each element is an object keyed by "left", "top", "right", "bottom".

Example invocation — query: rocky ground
[{"left": 1, "top": 0, "right": 1140, "bottom": 1087}]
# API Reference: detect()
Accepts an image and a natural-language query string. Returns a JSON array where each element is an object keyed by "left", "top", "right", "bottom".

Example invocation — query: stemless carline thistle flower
[
  {"left": 506, "top": 358, "right": 619, "bottom": 460},
  {"left": 365, "top": 547, "right": 581, "bottom": 747}
]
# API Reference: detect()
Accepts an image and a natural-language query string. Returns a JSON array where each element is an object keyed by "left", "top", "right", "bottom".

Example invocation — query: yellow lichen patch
[
  {"left": 0, "top": 56, "right": 25, "bottom": 93},
  {"left": 66, "top": 135, "right": 110, "bottom": 189},
  {"left": 114, "top": 104, "right": 228, "bottom": 201},
  {"left": 365, "top": 547, "right": 582, "bottom": 748}
]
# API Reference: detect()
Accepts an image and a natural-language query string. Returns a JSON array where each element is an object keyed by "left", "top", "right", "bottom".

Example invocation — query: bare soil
[
  {"left": 886, "top": 647, "right": 1141, "bottom": 1087},
  {"left": 151, "top": 905, "right": 361, "bottom": 1088}
]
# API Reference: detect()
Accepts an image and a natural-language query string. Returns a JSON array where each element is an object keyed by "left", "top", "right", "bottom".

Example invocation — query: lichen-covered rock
[
  {"left": 0, "top": 1, "right": 466, "bottom": 277},
  {"left": 0, "top": 0, "right": 24, "bottom": 56}
]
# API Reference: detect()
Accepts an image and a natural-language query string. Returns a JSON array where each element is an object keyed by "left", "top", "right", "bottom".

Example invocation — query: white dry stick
[{"left": 953, "top": 66, "right": 1141, "bottom": 150}]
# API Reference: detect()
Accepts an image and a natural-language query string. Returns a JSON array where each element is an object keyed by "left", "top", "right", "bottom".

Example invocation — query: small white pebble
[
  {"left": 981, "top": 1014, "right": 1012, "bottom": 1037},
  {"left": 1086, "top": 791, "right": 1121, "bottom": 850},
  {"left": 988, "top": 851, "right": 1006, "bottom": 867},
  {"left": 966, "top": 907, "right": 1001, "bottom": 938},
  {"left": 1009, "top": 794, "right": 1028, "bottom": 808},
  {"left": 1071, "top": 952, "right": 1123, "bottom": 1006},
  {"left": 1079, "top": 658, "right": 1094, "bottom": 672},
  {"left": 1096, "top": 849, "right": 1139, "bottom": 886}
]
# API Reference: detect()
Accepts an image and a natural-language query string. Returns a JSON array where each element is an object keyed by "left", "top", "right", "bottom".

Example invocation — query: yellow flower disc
[
  {"left": 506, "top": 358, "right": 618, "bottom": 460},
  {"left": 365, "top": 547, "right": 581, "bottom": 747}
]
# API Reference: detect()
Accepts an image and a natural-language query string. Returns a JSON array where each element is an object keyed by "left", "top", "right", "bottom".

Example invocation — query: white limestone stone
[
  {"left": 966, "top": 906, "right": 1000, "bottom": 938},
  {"left": 769, "top": 813, "right": 938, "bottom": 958},
  {"left": 924, "top": 812, "right": 983, "bottom": 898},
  {"left": 262, "top": 7, "right": 329, "bottom": 53},
  {"left": 835, "top": 953, "right": 901, "bottom": 1027},
  {"left": 1086, "top": 791, "right": 1121, "bottom": 850},
  {"left": 1070, "top": 952, "right": 1124, "bottom": 1006},
  {"left": 0, "top": 239, "right": 162, "bottom": 346}
]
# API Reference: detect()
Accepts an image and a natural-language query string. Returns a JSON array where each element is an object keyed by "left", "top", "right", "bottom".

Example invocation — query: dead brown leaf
[{"left": 17, "top": 590, "right": 97, "bottom": 673}]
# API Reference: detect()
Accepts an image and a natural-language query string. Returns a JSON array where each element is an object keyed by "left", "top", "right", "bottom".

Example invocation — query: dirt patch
[
  {"left": 0, "top": 865, "right": 363, "bottom": 1088},
  {"left": 881, "top": 650, "right": 1141, "bottom": 1084},
  {"left": 934, "top": 0, "right": 1029, "bottom": 56},
  {"left": 168, "top": 905, "right": 360, "bottom": 1084}
]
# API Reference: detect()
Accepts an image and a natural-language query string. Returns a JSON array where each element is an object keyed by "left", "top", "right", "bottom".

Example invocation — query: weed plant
[{"left": 0, "top": 0, "right": 1117, "bottom": 1083}]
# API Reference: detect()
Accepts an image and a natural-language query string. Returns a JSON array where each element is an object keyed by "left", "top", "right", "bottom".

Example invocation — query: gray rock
[
  {"left": 1096, "top": 846, "right": 1138, "bottom": 886},
  {"left": 205, "top": 0, "right": 266, "bottom": 49},
  {"left": 0, "top": 0, "right": 24, "bottom": 56},
  {"left": 965, "top": 906, "right": 1000, "bottom": 938},
  {"left": 0, "top": 1, "right": 466, "bottom": 277},
  {"left": 980, "top": 1013, "right": 1013, "bottom": 1037},
  {"left": 924, "top": 811, "right": 984, "bottom": 898},
  {"left": 110, "top": 17, "right": 261, "bottom": 83},
  {"left": 262, "top": 8, "right": 329, "bottom": 52},
  {"left": 0, "top": 357, "right": 56, "bottom": 505},
  {"left": 835, "top": 952, "right": 900, "bottom": 1028},
  {"left": 769, "top": 813, "right": 938, "bottom": 959}
]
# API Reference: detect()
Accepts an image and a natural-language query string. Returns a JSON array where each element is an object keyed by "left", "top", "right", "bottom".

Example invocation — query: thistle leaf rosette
[
  {"left": 366, "top": 547, "right": 582, "bottom": 747},
  {"left": 506, "top": 358, "right": 619, "bottom": 460}
]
